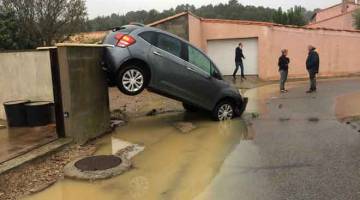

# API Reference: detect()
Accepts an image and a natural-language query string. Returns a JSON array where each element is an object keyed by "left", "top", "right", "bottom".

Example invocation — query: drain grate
[{"left": 75, "top": 155, "right": 122, "bottom": 171}]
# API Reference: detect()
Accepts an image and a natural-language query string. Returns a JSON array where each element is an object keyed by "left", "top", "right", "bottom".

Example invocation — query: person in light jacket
[{"left": 278, "top": 49, "right": 290, "bottom": 93}]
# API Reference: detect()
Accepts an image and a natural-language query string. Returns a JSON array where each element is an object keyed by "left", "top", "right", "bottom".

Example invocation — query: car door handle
[
  {"left": 187, "top": 67, "right": 196, "bottom": 72},
  {"left": 153, "top": 51, "right": 161, "bottom": 56}
]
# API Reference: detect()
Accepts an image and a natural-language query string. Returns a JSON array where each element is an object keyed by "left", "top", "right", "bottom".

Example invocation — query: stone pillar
[{"left": 56, "top": 44, "right": 111, "bottom": 143}]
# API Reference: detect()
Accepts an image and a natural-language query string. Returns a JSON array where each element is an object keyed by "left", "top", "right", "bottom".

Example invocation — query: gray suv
[{"left": 102, "top": 24, "right": 247, "bottom": 121}]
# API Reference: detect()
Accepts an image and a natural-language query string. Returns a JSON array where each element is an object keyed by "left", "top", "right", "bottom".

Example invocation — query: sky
[{"left": 86, "top": 0, "right": 342, "bottom": 19}]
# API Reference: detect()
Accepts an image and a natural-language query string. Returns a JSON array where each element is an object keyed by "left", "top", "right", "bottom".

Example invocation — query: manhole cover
[{"left": 75, "top": 155, "right": 122, "bottom": 171}]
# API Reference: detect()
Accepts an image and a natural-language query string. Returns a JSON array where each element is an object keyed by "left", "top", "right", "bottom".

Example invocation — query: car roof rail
[
  {"left": 111, "top": 26, "right": 122, "bottom": 32},
  {"left": 129, "top": 22, "right": 145, "bottom": 27}
]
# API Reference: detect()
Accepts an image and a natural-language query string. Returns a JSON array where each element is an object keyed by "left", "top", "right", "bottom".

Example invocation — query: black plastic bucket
[
  {"left": 25, "top": 101, "right": 53, "bottom": 127},
  {"left": 3, "top": 100, "right": 30, "bottom": 127}
]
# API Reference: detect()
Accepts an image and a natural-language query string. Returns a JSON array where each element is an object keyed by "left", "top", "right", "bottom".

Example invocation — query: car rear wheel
[
  {"left": 117, "top": 65, "right": 148, "bottom": 96},
  {"left": 183, "top": 103, "right": 198, "bottom": 112},
  {"left": 212, "top": 100, "right": 235, "bottom": 121}
]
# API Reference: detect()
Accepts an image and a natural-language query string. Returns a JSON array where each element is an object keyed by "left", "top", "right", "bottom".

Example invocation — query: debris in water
[
  {"left": 173, "top": 122, "right": 197, "bottom": 133},
  {"left": 111, "top": 120, "right": 126, "bottom": 128},
  {"left": 111, "top": 109, "right": 128, "bottom": 122},
  {"left": 112, "top": 138, "right": 145, "bottom": 160},
  {"left": 279, "top": 117, "right": 290, "bottom": 122},
  {"left": 308, "top": 117, "right": 319, "bottom": 122},
  {"left": 146, "top": 109, "right": 159, "bottom": 116}
]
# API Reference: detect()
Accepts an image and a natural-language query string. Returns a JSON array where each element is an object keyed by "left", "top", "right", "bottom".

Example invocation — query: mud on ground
[{"left": 109, "top": 88, "right": 183, "bottom": 118}]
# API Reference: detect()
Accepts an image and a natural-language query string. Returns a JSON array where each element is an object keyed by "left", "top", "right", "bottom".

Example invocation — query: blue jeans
[
  {"left": 308, "top": 70, "right": 317, "bottom": 91},
  {"left": 233, "top": 61, "right": 244, "bottom": 77},
  {"left": 279, "top": 70, "right": 288, "bottom": 90}
]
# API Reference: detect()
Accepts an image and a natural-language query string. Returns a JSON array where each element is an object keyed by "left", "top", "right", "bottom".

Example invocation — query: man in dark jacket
[
  {"left": 306, "top": 45, "right": 320, "bottom": 93},
  {"left": 233, "top": 43, "right": 246, "bottom": 80},
  {"left": 278, "top": 49, "right": 290, "bottom": 93}
]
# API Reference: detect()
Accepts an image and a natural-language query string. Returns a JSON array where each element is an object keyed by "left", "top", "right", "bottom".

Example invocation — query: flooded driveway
[
  {"left": 24, "top": 112, "right": 250, "bottom": 200},
  {"left": 23, "top": 78, "right": 360, "bottom": 200}
]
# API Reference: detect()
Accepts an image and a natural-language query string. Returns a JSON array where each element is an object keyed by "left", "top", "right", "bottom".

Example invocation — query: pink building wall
[
  {"left": 188, "top": 16, "right": 360, "bottom": 80},
  {"left": 308, "top": 11, "right": 357, "bottom": 30},
  {"left": 314, "top": 3, "right": 358, "bottom": 22}
]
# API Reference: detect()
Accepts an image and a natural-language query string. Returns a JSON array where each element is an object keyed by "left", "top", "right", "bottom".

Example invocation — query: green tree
[
  {"left": 0, "top": 8, "right": 18, "bottom": 50},
  {"left": 86, "top": 1, "right": 314, "bottom": 31},
  {"left": 353, "top": 9, "right": 360, "bottom": 30},
  {"left": 272, "top": 6, "right": 307, "bottom": 26},
  {"left": 1, "top": 0, "right": 87, "bottom": 48}
]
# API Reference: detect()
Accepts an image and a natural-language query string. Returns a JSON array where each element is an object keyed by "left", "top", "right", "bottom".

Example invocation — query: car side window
[
  {"left": 156, "top": 33, "right": 182, "bottom": 58},
  {"left": 138, "top": 31, "right": 156, "bottom": 45},
  {"left": 188, "top": 45, "right": 211, "bottom": 75}
]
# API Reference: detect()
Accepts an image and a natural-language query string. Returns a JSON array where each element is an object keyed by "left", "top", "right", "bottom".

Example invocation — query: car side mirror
[{"left": 212, "top": 70, "right": 222, "bottom": 80}]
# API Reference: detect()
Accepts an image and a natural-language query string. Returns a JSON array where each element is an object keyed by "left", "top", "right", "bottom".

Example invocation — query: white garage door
[{"left": 207, "top": 38, "right": 258, "bottom": 76}]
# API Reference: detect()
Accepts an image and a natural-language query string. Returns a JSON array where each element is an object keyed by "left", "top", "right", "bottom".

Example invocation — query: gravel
[{"left": 0, "top": 145, "right": 96, "bottom": 200}]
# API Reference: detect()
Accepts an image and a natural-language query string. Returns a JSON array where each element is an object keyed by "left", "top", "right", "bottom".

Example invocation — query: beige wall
[
  {"left": 0, "top": 51, "right": 54, "bottom": 120},
  {"left": 308, "top": 11, "right": 356, "bottom": 30},
  {"left": 188, "top": 18, "right": 360, "bottom": 80}
]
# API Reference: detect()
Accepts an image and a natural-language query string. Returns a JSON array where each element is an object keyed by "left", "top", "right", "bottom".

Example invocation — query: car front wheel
[
  {"left": 117, "top": 65, "right": 147, "bottom": 96},
  {"left": 212, "top": 100, "right": 235, "bottom": 121}
]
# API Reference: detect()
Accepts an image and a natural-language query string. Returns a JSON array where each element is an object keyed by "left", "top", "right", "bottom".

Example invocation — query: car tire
[
  {"left": 212, "top": 100, "right": 235, "bottom": 121},
  {"left": 183, "top": 103, "right": 198, "bottom": 112},
  {"left": 117, "top": 65, "right": 148, "bottom": 96}
]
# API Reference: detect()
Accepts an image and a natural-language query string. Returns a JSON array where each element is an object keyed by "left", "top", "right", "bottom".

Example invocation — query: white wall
[
  {"left": 0, "top": 51, "right": 54, "bottom": 120},
  {"left": 207, "top": 38, "right": 259, "bottom": 76}
]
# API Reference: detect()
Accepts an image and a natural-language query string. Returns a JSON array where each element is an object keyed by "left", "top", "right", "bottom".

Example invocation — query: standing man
[
  {"left": 306, "top": 45, "right": 320, "bottom": 93},
  {"left": 278, "top": 49, "right": 290, "bottom": 93},
  {"left": 233, "top": 43, "right": 246, "bottom": 80}
]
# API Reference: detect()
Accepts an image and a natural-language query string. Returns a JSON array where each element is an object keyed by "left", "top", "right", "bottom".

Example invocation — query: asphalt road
[{"left": 196, "top": 78, "right": 360, "bottom": 200}]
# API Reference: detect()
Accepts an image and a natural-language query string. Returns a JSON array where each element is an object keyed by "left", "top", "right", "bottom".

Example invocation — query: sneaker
[
  {"left": 281, "top": 90, "right": 288, "bottom": 93},
  {"left": 306, "top": 90, "right": 313, "bottom": 93}
]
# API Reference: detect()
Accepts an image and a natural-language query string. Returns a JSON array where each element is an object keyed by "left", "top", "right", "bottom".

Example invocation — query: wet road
[
  {"left": 196, "top": 78, "right": 360, "bottom": 200},
  {"left": 24, "top": 78, "right": 360, "bottom": 200}
]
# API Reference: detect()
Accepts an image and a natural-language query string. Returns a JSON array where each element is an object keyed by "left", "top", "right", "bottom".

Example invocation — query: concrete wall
[
  {"left": 152, "top": 15, "right": 189, "bottom": 40},
  {"left": 188, "top": 17, "right": 360, "bottom": 80},
  {"left": 0, "top": 51, "right": 53, "bottom": 120},
  {"left": 57, "top": 45, "right": 110, "bottom": 143},
  {"left": 307, "top": 11, "right": 356, "bottom": 30}
]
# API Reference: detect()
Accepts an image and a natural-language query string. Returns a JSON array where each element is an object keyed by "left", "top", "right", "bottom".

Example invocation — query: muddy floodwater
[{"left": 23, "top": 112, "right": 251, "bottom": 200}]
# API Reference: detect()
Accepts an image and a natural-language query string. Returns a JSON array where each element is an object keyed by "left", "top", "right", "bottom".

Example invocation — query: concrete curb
[{"left": 0, "top": 138, "right": 72, "bottom": 175}]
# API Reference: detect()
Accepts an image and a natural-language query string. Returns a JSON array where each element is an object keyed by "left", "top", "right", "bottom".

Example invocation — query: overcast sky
[{"left": 86, "top": 0, "right": 341, "bottom": 19}]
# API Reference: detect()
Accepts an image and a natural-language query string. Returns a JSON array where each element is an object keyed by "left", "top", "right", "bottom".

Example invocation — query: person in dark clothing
[
  {"left": 233, "top": 43, "right": 246, "bottom": 80},
  {"left": 306, "top": 45, "right": 320, "bottom": 93},
  {"left": 278, "top": 49, "right": 290, "bottom": 93}
]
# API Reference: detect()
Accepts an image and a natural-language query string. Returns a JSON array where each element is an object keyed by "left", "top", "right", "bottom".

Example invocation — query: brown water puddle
[{"left": 23, "top": 112, "right": 250, "bottom": 200}]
